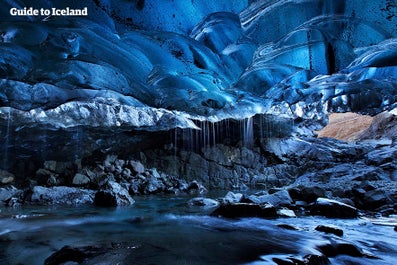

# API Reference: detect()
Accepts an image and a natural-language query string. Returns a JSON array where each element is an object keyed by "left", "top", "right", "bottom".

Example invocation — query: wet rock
[
  {"left": 186, "top": 180, "right": 207, "bottom": 194},
  {"left": 186, "top": 197, "right": 219, "bottom": 208},
  {"left": 361, "top": 189, "right": 393, "bottom": 210},
  {"left": 0, "top": 186, "right": 22, "bottom": 203},
  {"left": 310, "top": 198, "right": 358, "bottom": 218},
  {"left": 94, "top": 181, "right": 134, "bottom": 207},
  {"left": 247, "top": 189, "right": 293, "bottom": 207},
  {"left": 72, "top": 173, "right": 90, "bottom": 186},
  {"left": 28, "top": 186, "right": 95, "bottom": 206},
  {"left": 222, "top": 191, "right": 243, "bottom": 204},
  {"left": 288, "top": 186, "right": 326, "bottom": 203},
  {"left": 211, "top": 202, "right": 277, "bottom": 218},
  {"left": 273, "top": 257, "right": 304, "bottom": 265},
  {"left": 315, "top": 225, "right": 344, "bottom": 237},
  {"left": 277, "top": 224, "right": 299, "bottom": 230},
  {"left": 0, "top": 169, "right": 14, "bottom": 185},
  {"left": 5, "top": 197, "right": 22, "bottom": 208},
  {"left": 303, "top": 254, "right": 330, "bottom": 265},
  {"left": 366, "top": 146, "right": 397, "bottom": 166},
  {"left": 129, "top": 160, "right": 145, "bottom": 175},
  {"left": 277, "top": 208, "right": 296, "bottom": 217},
  {"left": 317, "top": 242, "right": 364, "bottom": 257},
  {"left": 394, "top": 226, "right": 397, "bottom": 232},
  {"left": 44, "top": 245, "right": 106, "bottom": 265},
  {"left": 141, "top": 168, "right": 165, "bottom": 194}
]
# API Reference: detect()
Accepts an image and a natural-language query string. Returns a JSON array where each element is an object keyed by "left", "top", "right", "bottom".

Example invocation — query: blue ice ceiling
[{"left": 0, "top": 0, "right": 397, "bottom": 134}]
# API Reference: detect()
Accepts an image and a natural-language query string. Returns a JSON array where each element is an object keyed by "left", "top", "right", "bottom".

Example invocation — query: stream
[{"left": 1, "top": 194, "right": 397, "bottom": 265}]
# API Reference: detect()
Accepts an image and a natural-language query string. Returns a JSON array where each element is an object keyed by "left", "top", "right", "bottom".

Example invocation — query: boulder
[
  {"left": 247, "top": 189, "right": 293, "bottom": 207},
  {"left": 45, "top": 246, "right": 106, "bottom": 265},
  {"left": 129, "top": 160, "right": 145, "bottom": 175},
  {"left": 28, "top": 186, "right": 95, "bottom": 206},
  {"left": 0, "top": 169, "right": 14, "bottom": 185},
  {"left": 72, "top": 173, "right": 91, "bottom": 186},
  {"left": 315, "top": 225, "right": 344, "bottom": 237},
  {"left": 0, "top": 186, "right": 22, "bottom": 203},
  {"left": 310, "top": 198, "right": 358, "bottom": 218},
  {"left": 222, "top": 191, "right": 243, "bottom": 204},
  {"left": 94, "top": 181, "right": 134, "bottom": 207},
  {"left": 211, "top": 202, "right": 277, "bottom": 218},
  {"left": 361, "top": 189, "right": 394, "bottom": 210},
  {"left": 186, "top": 197, "right": 219, "bottom": 208}
]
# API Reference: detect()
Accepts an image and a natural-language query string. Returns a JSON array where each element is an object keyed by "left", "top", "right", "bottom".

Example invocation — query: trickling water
[
  {"left": 243, "top": 117, "right": 254, "bottom": 148},
  {"left": 2, "top": 110, "right": 11, "bottom": 169}
]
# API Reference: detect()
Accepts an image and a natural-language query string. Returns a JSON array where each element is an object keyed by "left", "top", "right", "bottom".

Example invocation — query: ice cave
[{"left": 1, "top": 0, "right": 397, "bottom": 264}]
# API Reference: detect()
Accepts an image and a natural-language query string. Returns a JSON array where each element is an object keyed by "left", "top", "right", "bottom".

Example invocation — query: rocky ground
[
  {"left": 1, "top": 112, "right": 397, "bottom": 265},
  {"left": 1, "top": 112, "right": 397, "bottom": 219}
]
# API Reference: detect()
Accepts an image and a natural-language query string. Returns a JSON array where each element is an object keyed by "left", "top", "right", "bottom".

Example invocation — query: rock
[
  {"left": 301, "top": 186, "right": 326, "bottom": 203},
  {"left": 186, "top": 197, "right": 219, "bottom": 208},
  {"left": 310, "top": 198, "right": 358, "bottom": 218},
  {"left": 247, "top": 189, "right": 293, "bottom": 207},
  {"left": 361, "top": 189, "right": 393, "bottom": 210},
  {"left": 277, "top": 224, "right": 299, "bottom": 230},
  {"left": 303, "top": 254, "right": 330, "bottom": 265},
  {"left": 0, "top": 186, "right": 22, "bottom": 202},
  {"left": 187, "top": 180, "right": 207, "bottom": 194},
  {"left": 0, "top": 169, "right": 15, "bottom": 185},
  {"left": 394, "top": 226, "right": 397, "bottom": 232},
  {"left": 72, "top": 173, "right": 91, "bottom": 186},
  {"left": 222, "top": 191, "right": 243, "bottom": 204},
  {"left": 94, "top": 181, "right": 134, "bottom": 207},
  {"left": 367, "top": 146, "right": 397, "bottom": 166},
  {"left": 44, "top": 245, "right": 106, "bottom": 265},
  {"left": 5, "top": 197, "right": 22, "bottom": 208},
  {"left": 28, "top": 186, "right": 95, "bottom": 206},
  {"left": 277, "top": 208, "right": 296, "bottom": 218},
  {"left": 143, "top": 169, "right": 165, "bottom": 194},
  {"left": 129, "top": 160, "right": 145, "bottom": 174},
  {"left": 211, "top": 202, "right": 277, "bottom": 218},
  {"left": 317, "top": 242, "right": 364, "bottom": 257},
  {"left": 315, "top": 225, "right": 344, "bottom": 237},
  {"left": 288, "top": 186, "right": 326, "bottom": 203}
]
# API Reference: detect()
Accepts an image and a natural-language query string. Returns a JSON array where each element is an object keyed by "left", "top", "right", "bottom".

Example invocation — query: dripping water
[
  {"left": 243, "top": 117, "right": 254, "bottom": 148},
  {"left": 2, "top": 110, "right": 11, "bottom": 169}
]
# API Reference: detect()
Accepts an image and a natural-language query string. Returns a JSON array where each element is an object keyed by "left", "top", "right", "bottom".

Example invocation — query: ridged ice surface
[{"left": 0, "top": 0, "right": 397, "bottom": 153}]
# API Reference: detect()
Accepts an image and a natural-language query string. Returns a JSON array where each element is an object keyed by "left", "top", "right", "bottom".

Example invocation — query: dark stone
[
  {"left": 394, "top": 226, "right": 397, "bottom": 232},
  {"left": 310, "top": 198, "right": 358, "bottom": 218},
  {"left": 301, "top": 186, "right": 326, "bottom": 203},
  {"left": 211, "top": 202, "right": 277, "bottom": 218},
  {"left": 129, "top": 160, "right": 145, "bottom": 175},
  {"left": 317, "top": 242, "right": 364, "bottom": 257},
  {"left": 94, "top": 181, "right": 134, "bottom": 207},
  {"left": 315, "top": 225, "right": 344, "bottom": 236},
  {"left": 303, "top": 254, "right": 330, "bottom": 265},
  {"left": 186, "top": 197, "right": 219, "bottom": 208},
  {"left": 273, "top": 257, "right": 301, "bottom": 265},
  {"left": 187, "top": 180, "right": 207, "bottom": 194},
  {"left": 361, "top": 189, "right": 393, "bottom": 210},
  {"left": 277, "top": 224, "right": 299, "bottom": 230},
  {"left": 0, "top": 186, "right": 22, "bottom": 203},
  {"left": 5, "top": 197, "right": 22, "bottom": 208},
  {"left": 44, "top": 245, "right": 105, "bottom": 265}
]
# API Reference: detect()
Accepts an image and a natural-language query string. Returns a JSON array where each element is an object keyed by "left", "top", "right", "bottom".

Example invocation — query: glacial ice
[{"left": 1, "top": 0, "right": 397, "bottom": 160}]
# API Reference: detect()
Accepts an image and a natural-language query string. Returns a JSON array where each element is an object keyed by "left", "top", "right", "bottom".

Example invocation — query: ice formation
[{"left": 1, "top": 0, "right": 397, "bottom": 160}]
